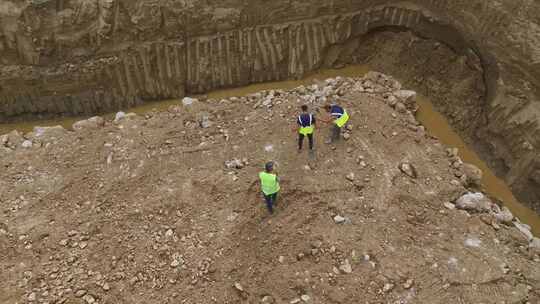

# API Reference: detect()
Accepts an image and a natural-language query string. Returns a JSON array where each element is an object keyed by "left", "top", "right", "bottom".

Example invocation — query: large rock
[
  {"left": 72, "top": 116, "right": 105, "bottom": 131},
  {"left": 461, "top": 163, "right": 483, "bottom": 186},
  {"left": 393, "top": 90, "right": 417, "bottom": 110},
  {"left": 455, "top": 192, "right": 493, "bottom": 212},
  {"left": 28, "top": 126, "right": 67, "bottom": 143},
  {"left": 514, "top": 222, "right": 534, "bottom": 242},
  {"left": 494, "top": 206, "right": 514, "bottom": 224},
  {"left": 0, "top": 130, "right": 24, "bottom": 149}
]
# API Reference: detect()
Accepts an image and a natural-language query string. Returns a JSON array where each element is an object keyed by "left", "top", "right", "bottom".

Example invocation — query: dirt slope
[{"left": 1, "top": 73, "right": 539, "bottom": 304}]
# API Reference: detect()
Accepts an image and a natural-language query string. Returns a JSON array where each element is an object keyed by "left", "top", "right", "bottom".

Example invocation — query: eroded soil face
[{"left": 1, "top": 74, "right": 539, "bottom": 304}]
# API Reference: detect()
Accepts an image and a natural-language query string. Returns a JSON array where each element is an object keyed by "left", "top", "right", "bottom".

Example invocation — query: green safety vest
[
  {"left": 335, "top": 110, "right": 349, "bottom": 128},
  {"left": 259, "top": 172, "right": 280, "bottom": 195}
]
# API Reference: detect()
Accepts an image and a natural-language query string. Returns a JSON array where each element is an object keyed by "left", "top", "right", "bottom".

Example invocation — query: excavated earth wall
[{"left": 1, "top": 0, "right": 540, "bottom": 208}]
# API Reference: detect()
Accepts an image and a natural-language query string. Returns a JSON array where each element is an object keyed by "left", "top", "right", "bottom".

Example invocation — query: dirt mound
[{"left": 1, "top": 73, "right": 539, "bottom": 304}]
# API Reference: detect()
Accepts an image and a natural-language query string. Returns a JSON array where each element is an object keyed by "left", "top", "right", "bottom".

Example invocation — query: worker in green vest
[{"left": 259, "top": 161, "right": 280, "bottom": 214}]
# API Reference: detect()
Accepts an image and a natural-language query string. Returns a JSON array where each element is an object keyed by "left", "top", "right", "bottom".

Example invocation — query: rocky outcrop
[{"left": 1, "top": 0, "right": 540, "bottom": 209}]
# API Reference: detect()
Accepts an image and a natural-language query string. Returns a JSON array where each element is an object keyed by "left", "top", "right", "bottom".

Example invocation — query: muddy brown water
[{"left": 2, "top": 64, "right": 539, "bottom": 235}]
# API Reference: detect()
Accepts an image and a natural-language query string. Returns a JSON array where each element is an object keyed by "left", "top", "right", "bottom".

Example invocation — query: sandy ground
[{"left": 1, "top": 74, "right": 539, "bottom": 304}]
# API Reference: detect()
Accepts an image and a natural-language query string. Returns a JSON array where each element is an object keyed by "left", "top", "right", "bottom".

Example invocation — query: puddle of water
[{"left": 1, "top": 64, "right": 538, "bottom": 235}]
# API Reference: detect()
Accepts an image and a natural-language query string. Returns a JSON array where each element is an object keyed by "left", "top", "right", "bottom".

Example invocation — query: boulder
[
  {"left": 72, "top": 116, "right": 105, "bottom": 131},
  {"left": 494, "top": 206, "right": 514, "bottom": 224},
  {"left": 530, "top": 237, "right": 540, "bottom": 251},
  {"left": 28, "top": 126, "right": 67, "bottom": 143},
  {"left": 455, "top": 192, "right": 493, "bottom": 212},
  {"left": 461, "top": 163, "right": 483, "bottom": 186},
  {"left": 114, "top": 112, "right": 137, "bottom": 123},
  {"left": 1, "top": 130, "right": 24, "bottom": 148},
  {"left": 393, "top": 90, "right": 417, "bottom": 109},
  {"left": 514, "top": 222, "right": 533, "bottom": 242}
]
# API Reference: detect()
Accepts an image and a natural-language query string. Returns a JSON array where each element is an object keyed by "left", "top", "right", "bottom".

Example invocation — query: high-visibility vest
[
  {"left": 331, "top": 105, "right": 349, "bottom": 128},
  {"left": 335, "top": 111, "right": 349, "bottom": 128},
  {"left": 259, "top": 172, "right": 280, "bottom": 195},
  {"left": 298, "top": 114, "right": 315, "bottom": 135}
]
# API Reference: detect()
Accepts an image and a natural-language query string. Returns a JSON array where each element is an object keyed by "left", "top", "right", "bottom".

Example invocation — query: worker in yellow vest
[
  {"left": 321, "top": 103, "right": 349, "bottom": 143},
  {"left": 259, "top": 161, "right": 280, "bottom": 214},
  {"left": 296, "top": 105, "right": 316, "bottom": 153}
]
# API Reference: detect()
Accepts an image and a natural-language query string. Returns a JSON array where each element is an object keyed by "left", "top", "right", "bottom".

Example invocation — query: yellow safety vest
[
  {"left": 334, "top": 110, "right": 349, "bottom": 128},
  {"left": 259, "top": 172, "right": 280, "bottom": 195},
  {"left": 298, "top": 114, "right": 315, "bottom": 135}
]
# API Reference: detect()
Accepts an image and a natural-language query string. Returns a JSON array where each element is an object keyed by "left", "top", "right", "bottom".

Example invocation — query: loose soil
[{"left": 1, "top": 74, "right": 539, "bottom": 304}]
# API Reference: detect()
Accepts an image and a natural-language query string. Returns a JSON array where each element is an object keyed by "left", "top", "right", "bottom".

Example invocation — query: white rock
[
  {"left": 334, "top": 215, "right": 346, "bottom": 224},
  {"left": 31, "top": 125, "right": 67, "bottom": 139},
  {"left": 530, "top": 237, "right": 540, "bottom": 250},
  {"left": 182, "top": 97, "right": 198, "bottom": 106},
  {"left": 394, "top": 90, "right": 417, "bottom": 102},
  {"left": 115, "top": 111, "right": 126, "bottom": 121},
  {"left": 346, "top": 172, "right": 355, "bottom": 181},
  {"left": 21, "top": 140, "right": 33, "bottom": 148},
  {"left": 399, "top": 162, "right": 417, "bottom": 178},
  {"left": 455, "top": 192, "right": 493, "bottom": 212},
  {"left": 73, "top": 116, "right": 105, "bottom": 131},
  {"left": 82, "top": 294, "right": 95, "bottom": 304},
  {"left": 443, "top": 202, "right": 456, "bottom": 210},
  {"left": 494, "top": 206, "right": 514, "bottom": 224},
  {"left": 514, "top": 222, "right": 534, "bottom": 242},
  {"left": 28, "top": 292, "right": 36, "bottom": 301},
  {"left": 339, "top": 259, "right": 353, "bottom": 274},
  {"left": 464, "top": 237, "right": 482, "bottom": 248},
  {"left": 383, "top": 283, "right": 395, "bottom": 292},
  {"left": 234, "top": 282, "right": 244, "bottom": 292},
  {"left": 301, "top": 294, "right": 311, "bottom": 302}
]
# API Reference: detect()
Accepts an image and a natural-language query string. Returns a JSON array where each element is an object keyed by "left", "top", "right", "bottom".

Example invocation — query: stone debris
[
  {"left": 464, "top": 237, "right": 482, "bottom": 248},
  {"left": 301, "top": 294, "right": 311, "bottom": 302},
  {"left": 114, "top": 111, "right": 126, "bottom": 122},
  {"left": 383, "top": 283, "right": 395, "bottom": 293},
  {"left": 225, "top": 158, "right": 246, "bottom": 169},
  {"left": 0, "top": 72, "right": 538, "bottom": 304},
  {"left": 21, "top": 140, "right": 33, "bottom": 148},
  {"left": 443, "top": 201, "right": 456, "bottom": 210},
  {"left": 73, "top": 116, "right": 105, "bottom": 130},
  {"left": 514, "top": 222, "right": 534, "bottom": 242},
  {"left": 494, "top": 206, "right": 514, "bottom": 224},
  {"left": 455, "top": 192, "right": 493, "bottom": 212},
  {"left": 461, "top": 163, "right": 483, "bottom": 186},
  {"left": 398, "top": 162, "right": 417, "bottom": 178},
  {"left": 234, "top": 282, "right": 244, "bottom": 292},
  {"left": 339, "top": 259, "right": 353, "bottom": 274},
  {"left": 182, "top": 97, "right": 198, "bottom": 106},
  {"left": 403, "top": 279, "right": 414, "bottom": 289},
  {"left": 333, "top": 215, "right": 347, "bottom": 224}
]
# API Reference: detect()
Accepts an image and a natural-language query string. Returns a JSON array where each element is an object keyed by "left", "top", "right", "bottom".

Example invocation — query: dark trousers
[
  {"left": 331, "top": 124, "right": 341, "bottom": 142},
  {"left": 298, "top": 133, "right": 314, "bottom": 150},
  {"left": 263, "top": 192, "right": 278, "bottom": 214}
]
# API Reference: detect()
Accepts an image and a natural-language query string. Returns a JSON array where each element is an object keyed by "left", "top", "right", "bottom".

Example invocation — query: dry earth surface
[{"left": 1, "top": 73, "right": 540, "bottom": 304}]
